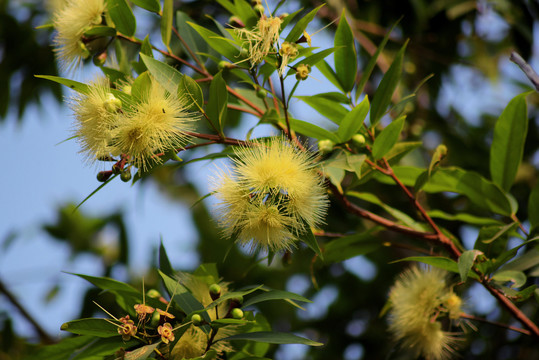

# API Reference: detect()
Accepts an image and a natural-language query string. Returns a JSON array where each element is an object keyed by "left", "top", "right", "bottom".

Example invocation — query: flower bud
[
  {"left": 351, "top": 134, "right": 366, "bottom": 147},
  {"left": 253, "top": 4, "right": 265, "bottom": 14},
  {"left": 256, "top": 88, "right": 267, "bottom": 98},
  {"left": 191, "top": 313, "right": 202, "bottom": 325},
  {"left": 104, "top": 93, "right": 122, "bottom": 112},
  {"left": 147, "top": 289, "right": 161, "bottom": 299},
  {"left": 209, "top": 284, "right": 221, "bottom": 300},
  {"left": 93, "top": 51, "right": 107, "bottom": 67},
  {"left": 318, "top": 139, "right": 335, "bottom": 155},
  {"left": 231, "top": 308, "right": 244, "bottom": 319},
  {"left": 295, "top": 64, "right": 310, "bottom": 81},
  {"left": 97, "top": 171, "right": 112, "bottom": 182},
  {"left": 218, "top": 60, "right": 233, "bottom": 70},
  {"left": 120, "top": 169, "right": 132, "bottom": 182}
]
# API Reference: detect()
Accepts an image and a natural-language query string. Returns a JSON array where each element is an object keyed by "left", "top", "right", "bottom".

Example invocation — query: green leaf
[
  {"left": 323, "top": 232, "right": 381, "bottom": 263},
  {"left": 369, "top": 40, "right": 407, "bottom": 126},
  {"left": 220, "top": 332, "right": 323, "bottom": 346},
  {"left": 458, "top": 250, "right": 483, "bottom": 282},
  {"left": 356, "top": 20, "right": 399, "bottom": 100},
  {"left": 71, "top": 337, "right": 139, "bottom": 360},
  {"left": 427, "top": 210, "right": 503, "bottom": 226},
  {"left": 288, "top": 48, "right": 336, "bottom": 76},
  {"left": 159, "top": 240, "right": 174, "bottom": 277},
  {"left": 140, "top": 35, "right": 153, "bottom": 57},
  {"left": 176, "top": 12, "right": 207, "bottom": 63},
  {"left": 131, "top": 0, "right": 160, "bottom": 13},
  {"left": 371, "top": 116, "right": 405, "bottom": 159},
  {"left": 60, "top": 318, "right": 120, "bottom": 337},
  {"left": 179, "top": 74, "right": 204, "bottom": 112},
  {"left": 211, "top": 318, "right": 251, "bottom": 328},
  {"left": 334, "top": 9, "right": 357, "bottom": 93},
  {"left": 83, "top": 25, "right": 117, "bottom": 37},
  {"left": 285, "top": 5, "right": 324, "bottom": 43},
  {"left": 297, "top": 217, "right": 323, "bottom": 259},
  {"left": 207, "top": 71, "right": 228, "bottom": 135},
  {"left": 125, "top": 343, "right": 160, "bottom": 360},
  {"left": 393, "top": 256, "right": 479, "bottom": 279},
  {"left": 205, "top": 286, "right": 264, "bottom": 311},
  {"left": 35, "top": 75, "right": 89, "bottom": 94},
  {"left": 289, "top": 118, "right": 340, "bottom": 143},
  {"left": 131, "top": 71, "right": 152, "bottom": 100},
  {"left": 71, "top": 273, "right": 138, "bottom": 293},
  {"left": 295, "top": 94, "right": 348, "bottom": 125},
  {"left": 29, "top": 335, "right": 95, "bottom": 360},
  {"left": 106, "top": 0, "right": 136, "bottom": 36},
  {"left": 490, "top": 92, "right": 530, "bottom": 191},
  {"left": 529, "top": 181, "right": 539, "bottom": 233},
  {"left": 234, "top": 0, "right": 258, "bottom": 28},
  {"left": 492, "top": 270, "right": 527, "bottom": 288},
  {"left": 242, "top": 290, "right": 312, "bottom": 309},
  {"left": 188, "top": 22, "right": 243, "bottom": 63},
  {"left": 139, "top": 53, "right": 183, "bottom": 94},
  {"left": 161, "top": 0, "right": 173, "bottom": 48},
  {"left": 480, "top": 222, "right": 518, "bottom": 244},
  {"left": 337, "top": 96, "right": 369, "bottom": 142}
]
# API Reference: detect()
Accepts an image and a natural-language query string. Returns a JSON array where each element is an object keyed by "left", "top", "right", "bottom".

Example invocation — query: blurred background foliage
[{"left": 1, "top": 0, "right": 539, "bottom": 359}]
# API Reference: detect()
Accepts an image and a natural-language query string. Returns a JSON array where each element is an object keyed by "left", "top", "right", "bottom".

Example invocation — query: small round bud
[
  {"left": 97, "top": 171, "right": 111, "bottom": 182},
  {"left": 231, "top": 308, "right": 244, "bottom": 319},
  {"left": 209, "top": 284, "right": 221, "bottom": 300},
  {"left": 256, "top": 88, "right": 267, "bottom": 98},
  {"left": 295, "top": 64, "right": 310, "bottom": 81},
  {"left": 104, "top": 93, "right": 122, "bottom": 112},
  {"left": 218, "top": 60, "right": 233, "bottom": 70},
  {"left": 318, "top": 139, "right": 335, "bottom": 155},
  {"left": 150, "top": 311, "right": 160, "bottom": 326},
  {"left": 93, "top": 52, "right": 107, "bottom": 67},
  {"left": 251, "top": 0, "right": 261, "bottom": 5},
  {"left": 147, "top": 289, "right": 161, "bottom": 299},
  {"left": 351, "top": 134, "right": 366, "bottom": 147},
  {"left": 191, "top": 314, "right": 202, "bottom": 325},
  {"left": 120, "top": 170, "right": 132, "bottom": 182}
]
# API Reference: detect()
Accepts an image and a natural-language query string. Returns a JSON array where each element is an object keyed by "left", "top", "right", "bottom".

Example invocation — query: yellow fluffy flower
[
  {"left": 113, "top": 76, "right": 197, "bottom": 170},
  {"left": 70, "top": 77, "right": 121, "bottom": 163},
  {"left": 52, "top": 0, "right": 106, "bottom": 70},
  {"left": 388, "top": 266, "right": 463, "bottom": 360},
  {"left": 171, "top": 274, "right": 233, "bottom": 358},
  {"left": 213, "top": 137, "right": 328, "bottom": 252},
  {"left": 236, "top": 14, "right": 282, "bottom": 67}
]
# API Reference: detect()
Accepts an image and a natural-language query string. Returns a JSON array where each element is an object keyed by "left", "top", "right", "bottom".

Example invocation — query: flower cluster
[
  {"left": 52, "top": 0, "right": 106, "bottom": 70},
  {"left": 235, "top": 13, "right": 282, "bottom": 67},
  {"left": 70, "top": 76, "right": 197, "bottom": 171},
  {"left": 212, "top": 137, "right": 328, "bottom": 252},
  {"left": 387, "top": 266, "right": 464, "bottom": 360}
]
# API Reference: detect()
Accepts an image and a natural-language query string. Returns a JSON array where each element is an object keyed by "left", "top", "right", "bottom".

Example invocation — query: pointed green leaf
[
  {"left": 131, "top": 0, "right": 160, "bottom": 13},
  {"left": 334, "top": 9, "right": 357, "bottom": 93},
  {"left": 179, "top": 74, "right": 204, "bottom": 111},
  {"left": 159, "top": 241, "right": 174, "bottom": 276},
  {"left": 61, "top": 318, "right": 120, "bottom": 337},
  {"left": 234, "top": 0, "right": 258, "bottom": 28},
  {"left": 288, "top": 48, "right": 336, "bottom": 77},
  {"left": 316, "top": 60, "right": 344, "bottom": 92},
  {"left": 285, "top": 5, "right": 324, "bottom": 43},
  {"left": 161, "top": 0, "right": 173, "bottom": 48},
  {"left": 176, "top": 12, "right": 207, "bottom": 63},
  {"left": 371, "top": 116, "right": 405, "bottom": 159},
  {"left": 427, "top": 210, "right": 503, "bottom": 226},
  {"left": 323, "top": 232, "right": 380, "bottom": 263},
  {"left": 490, "top": 92, "right": 530, "bottom": 191},
  {"left": 35, "top": 75, "right": 89, "bottom": 94},
  {"left": 125, "top": 343, "right": 160, "bottom": 360},
  {"left": 242, "top": 290, "right": 312, "bottom": 309},
  {"left": 530, "top": 181, "right": 539, "bottom": 233},
  {"left": 207, "top": 71, "right": 228, "bottom": 135},
  {"left": 289, "top": 118, "right": 340, "bottom": 143},
  {"left": 188, "top": 22, "right": 244, "bottom": 63},
  {"left": 297, "top": 217, "right": 323, "bottom": 259},
  {"left": 337, "top": 96, "right": 369, "bottom": 142},
  {"left": 220, "top": 332, "right": 323, "bottom": 346},
  {"left": 139, "top": 53, "right": 183, "bottom": 94},
  {"left": 370, "top": 40, "right": 407, "bottom": 126},
  {"left": 458, "top": 250, "right": 483, "bottom": 282},
  {"left": 83, "top": 25, "right": 117, "bottom": 37},
  {"left": 295, "top": 94, "right": 348, "bottom": 125},
  {"left": 106, "top": 0, "right": 136, "bottom": 36},
  {"left": 492, "top": 270, "right": 527, "bottom": 288},
  {"left": 30, "top": 335, "right": 95, "bottom": 360}
]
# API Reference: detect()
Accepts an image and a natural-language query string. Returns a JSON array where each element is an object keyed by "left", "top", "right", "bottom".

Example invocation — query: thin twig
[
  {"left": 510, "top": 51, "right": 539, "bottom": 91},
  {"left": 460, "top": 313, "right": 531, "bottom": 336}
]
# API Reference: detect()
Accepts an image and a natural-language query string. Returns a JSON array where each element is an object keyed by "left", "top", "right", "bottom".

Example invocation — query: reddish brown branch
[{"left": 460, "top": 313, "right": 531, "bottom": 336}]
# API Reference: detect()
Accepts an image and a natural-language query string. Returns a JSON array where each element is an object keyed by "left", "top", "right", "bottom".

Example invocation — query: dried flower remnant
[
  {"left": 213, "top": 137, "right": 328, "bottom": 252},
  {"left": 117, "top": 316, "right": 137, "bottom": 341},
  {"left": 388, "top": 266, "right": 463, "bottom": 360},
  {"left": 134, "top": 303, "right": 155, "bottom": 323},
  {"left": 236, "top": 13, "right": 282, "bottom": 67},
  {"left": 158, "top": 322, "right": 175, "bottom": 344},
  {"left": 113, "top": 76, "right": 198, "bottom": 170},
  {"left": 296, "top": 64, "right": 311, "bottom": 81},
  {"left": 52, "top": 0, "right": 106, "bottom": 70},
  {"left": 70, "top": 77, "right": 121, "bottom": 163},
  {"left": 278, "top": 41, "right": 298, "bottom": 76}
]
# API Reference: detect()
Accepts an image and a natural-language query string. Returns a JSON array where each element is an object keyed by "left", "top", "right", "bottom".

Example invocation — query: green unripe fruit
[
  {"left": 318, "top": 139, "right": 335, "bottom": 155},
  {"left": 120, "top": 170, "right": 132, "bottom": 182},
  {"left": 191, "top": 314, "right": 202, "bottom": 325},
  {"left": 256, "top": 88, "right": 267, "bottom": 98},
  {"left": 147, "top": 289, "right": 161, "bottom": 299},
  {"left": 209, "top": 284, "right": 221, "bottom": 300},
  {"left": 231, "top": 308, "right": 244, "bottom": 319},
  {"left": 218, "top": 60, "right": 230, "bottom": 70},
  {"left": 351, "top": 134, "right": 366, "bottom": 147}
]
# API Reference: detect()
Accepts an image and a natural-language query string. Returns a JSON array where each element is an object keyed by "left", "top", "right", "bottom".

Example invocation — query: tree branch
[{"left": 510, "top": 51, "right": 539, "bottom": 92}]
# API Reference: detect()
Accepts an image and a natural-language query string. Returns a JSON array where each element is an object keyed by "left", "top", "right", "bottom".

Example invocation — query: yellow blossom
[
  {"left": 158, "top": 322, "right": 175, "bottom": 344},
  {"left": 52, "top": 0, "right": 106, "bottom": 70},
  {"left": 113, "top": 76, "right": 198, "bottom": 170},
  {"left": 388, "top": 266, "right": 463, "bottom": 360},
  {"left": 70, "top": 77, "right": 120, "bottom": 163},
  {"left": 117, "top": 316, "right": 137, "bottom": 341},
  {"left": 278, "top": 42, "right": 299, "bottom": 76},
  {"left": 296, "top": 64, "right": 311, "bottom": 81},
  {"left": 212, "top": 137, "right": 328, "bottom": 252}
]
